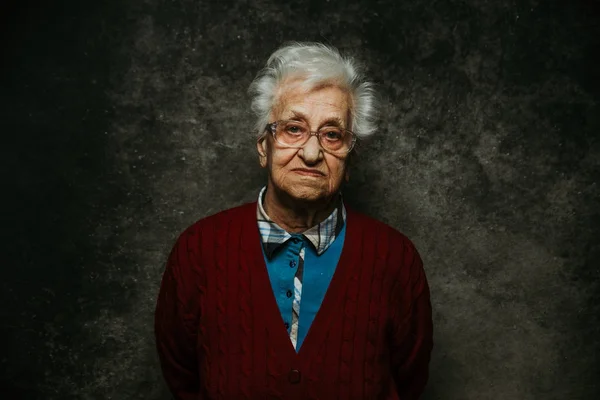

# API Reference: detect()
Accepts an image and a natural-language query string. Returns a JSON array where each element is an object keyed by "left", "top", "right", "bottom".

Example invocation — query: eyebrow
[{"left": 288, "top": 110, "right": 345, "bottom": 128}]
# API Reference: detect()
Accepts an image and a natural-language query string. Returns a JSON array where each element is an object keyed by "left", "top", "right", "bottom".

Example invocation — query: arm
[
  {"left": 155, "top": 230, "right": 202, "bottom": 400},
  {"left": 391, "top": 244, "right": 434, "bottom": 399}
]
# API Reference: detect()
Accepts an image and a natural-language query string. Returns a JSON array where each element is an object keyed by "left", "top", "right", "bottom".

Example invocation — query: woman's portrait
[
  {"left": 155, "top": 42, "right": 433, "bottom": 399},
  {"left": 2, "top": 0, "right": 598, "bottom": 399}
]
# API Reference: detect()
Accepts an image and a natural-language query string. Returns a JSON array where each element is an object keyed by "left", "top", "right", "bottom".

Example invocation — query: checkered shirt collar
[{"left": 256, "top": 186, "right": 346, "bottom": 259}]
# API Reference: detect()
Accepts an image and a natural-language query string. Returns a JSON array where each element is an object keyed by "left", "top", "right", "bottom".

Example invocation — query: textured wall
[{"left": 1, "top": 0, "right": 598, "bottom": 399}]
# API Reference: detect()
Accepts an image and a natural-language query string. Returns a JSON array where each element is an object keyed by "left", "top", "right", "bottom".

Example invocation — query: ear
[{"left": 257, "top": 136, "right": 268, "bottom": 168}]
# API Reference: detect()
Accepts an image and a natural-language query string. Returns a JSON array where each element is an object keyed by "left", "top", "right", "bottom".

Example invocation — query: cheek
[
  {"left": 269, "top": 149, "right": 298, "bottom": 173},
  {"left": 327, "top": 159, "right": 347, "bottom": 185}
]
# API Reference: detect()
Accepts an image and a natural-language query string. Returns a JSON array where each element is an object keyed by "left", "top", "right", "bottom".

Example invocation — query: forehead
[{"left": 272, "top": 80, "right": 350, "bottom": 123}]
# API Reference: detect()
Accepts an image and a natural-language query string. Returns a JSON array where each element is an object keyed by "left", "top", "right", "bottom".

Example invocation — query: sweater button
[{"left": 288, "top": 369, "right": 301, "bottom": 383}]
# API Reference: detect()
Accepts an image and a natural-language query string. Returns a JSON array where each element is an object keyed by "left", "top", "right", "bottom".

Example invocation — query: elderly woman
[{"left": 155, "top": 42, "right": 433, "bottom": 400}]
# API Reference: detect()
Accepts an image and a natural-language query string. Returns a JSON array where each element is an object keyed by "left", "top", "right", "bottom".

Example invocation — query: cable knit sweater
[{"left": 155, "top": 201, "right": 433, "bottom": 400}]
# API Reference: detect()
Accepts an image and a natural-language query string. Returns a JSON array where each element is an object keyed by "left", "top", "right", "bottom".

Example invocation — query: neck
[{"left": 263, "top": 186, "right": 339, "bottom": 233}]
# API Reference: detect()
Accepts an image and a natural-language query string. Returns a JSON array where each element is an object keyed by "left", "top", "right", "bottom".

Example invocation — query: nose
[{"left": 299, "top": 135, "right": 323, "bottom": 164}]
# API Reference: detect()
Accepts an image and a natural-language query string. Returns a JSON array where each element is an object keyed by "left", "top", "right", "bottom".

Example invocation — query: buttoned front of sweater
[
  {"left": 256, "top": 186, "right": 347, "bottom": 351},
  {"left": 155, "top": 201, "right": 434, "bottom": 400},
  {"left": 262, "top": 226, "right": 345, "bottom": 351}
]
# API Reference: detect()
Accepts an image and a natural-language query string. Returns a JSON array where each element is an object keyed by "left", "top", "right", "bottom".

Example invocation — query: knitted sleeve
[
  {"left": 390, "top": 241, "right": 434, "bottom": 399},
  {"left": 155, "top": 228, "right": 203, "bottom": 400}
]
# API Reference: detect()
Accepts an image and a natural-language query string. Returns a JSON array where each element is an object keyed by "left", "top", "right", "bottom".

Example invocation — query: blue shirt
[{"left": 256, "top": 186, "right": 346, "bottom": 351}]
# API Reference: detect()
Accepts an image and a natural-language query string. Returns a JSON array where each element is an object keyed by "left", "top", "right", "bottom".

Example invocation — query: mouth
[{"left": 292, "top": 168, "right": 325, "bottom": 177}]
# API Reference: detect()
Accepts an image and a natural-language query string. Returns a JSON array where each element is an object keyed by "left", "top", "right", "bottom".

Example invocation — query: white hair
[{"left": 248, "top": 42, "right": 378, "bottom": 140}]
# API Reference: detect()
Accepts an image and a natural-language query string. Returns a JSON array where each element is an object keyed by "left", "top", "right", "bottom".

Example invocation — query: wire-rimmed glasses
[{"left": 265, "top": 120, "right": 357, "bottom": 155}]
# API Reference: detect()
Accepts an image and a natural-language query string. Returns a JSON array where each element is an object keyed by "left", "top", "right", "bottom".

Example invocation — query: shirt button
[
  {"left": 292, "top": 238, "right": 300, "bottom": 244},
  {"left": 289, "top": 260, "right": 297, "bottom": 268},
  {"left": 286, "top": 289, "right": 293, "bottom": 298},
  {"left": 284, "top": 322, "right": 290, "bottom": 330},
  {"left": 288, "top": 369, "right": 301, "bottom": 384}
]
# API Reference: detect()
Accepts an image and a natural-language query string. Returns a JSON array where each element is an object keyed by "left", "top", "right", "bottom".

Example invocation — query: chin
[
  {"left": 288, "top": 189, "right": 321, "bottom": 202},
  {"left": 285, "top": 185, "right": 332, "bottom": 204}
]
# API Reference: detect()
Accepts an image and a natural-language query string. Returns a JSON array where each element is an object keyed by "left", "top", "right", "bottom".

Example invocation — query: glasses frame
[{"left": 265, "top": 120, "right": 357, "bottom": 155}]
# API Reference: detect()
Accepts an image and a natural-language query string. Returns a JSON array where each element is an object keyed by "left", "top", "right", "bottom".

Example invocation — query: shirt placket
[{"left": 288, "top": 235, "right": 305, "bottom": 350}]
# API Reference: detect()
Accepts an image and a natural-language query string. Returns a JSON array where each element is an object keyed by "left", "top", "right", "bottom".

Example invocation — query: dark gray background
[{"left": 1, "top": 0, "right": 598, "bottom": 399}]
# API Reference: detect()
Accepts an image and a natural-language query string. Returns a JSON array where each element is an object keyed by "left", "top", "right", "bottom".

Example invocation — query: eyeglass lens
[{"left": 274, "top": 120, "right": 352, "bottom": 152}]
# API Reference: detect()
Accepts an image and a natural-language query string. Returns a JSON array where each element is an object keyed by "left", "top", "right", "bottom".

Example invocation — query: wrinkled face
[{"left": 257, "top": 82, "right": 351, "bottom": 205}]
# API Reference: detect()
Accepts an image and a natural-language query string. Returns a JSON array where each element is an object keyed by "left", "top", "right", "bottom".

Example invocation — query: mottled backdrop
[{"left": 1, "top": 0, "right": 598, "bottom": 399}]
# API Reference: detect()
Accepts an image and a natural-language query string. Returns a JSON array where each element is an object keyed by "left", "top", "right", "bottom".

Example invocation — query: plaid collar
[{"left": 256, "top": 186, "right": 347, "bottom": 259}]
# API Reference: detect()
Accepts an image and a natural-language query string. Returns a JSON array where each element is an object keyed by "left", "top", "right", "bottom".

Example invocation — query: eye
[
  {"left": 287, "top": 125, "right": 302, "bottom": 134},
  {"left": 321, "top": 128, "right": 343, "bottom": 141},
  {"left": 283, "top": 121, "right": 306, "bottom": 136}
]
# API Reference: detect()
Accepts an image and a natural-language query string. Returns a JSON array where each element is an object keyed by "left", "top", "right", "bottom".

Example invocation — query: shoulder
[
  {"left": 173, "top": 201, "right": 258, "bottom": 246},
  {"left": 345, "top": 204, "right": 420, "bottom": 253},
  {"left": 195, "top": 201, "right": 257, "bottom": 227},
  {"left": 345, "top": 205, "right": 428, "bottom": 297},
  {"left": 345, "top": 204, "right": 424, "bottom": 285}
]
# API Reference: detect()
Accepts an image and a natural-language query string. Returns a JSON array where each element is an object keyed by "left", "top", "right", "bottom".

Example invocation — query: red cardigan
[{"left": 155, "top": 201, "right": 433, "bottom": 399}]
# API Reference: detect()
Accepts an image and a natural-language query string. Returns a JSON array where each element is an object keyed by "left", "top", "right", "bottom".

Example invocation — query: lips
[{"left": 292, "top": 168, "right": 325, "bottom": 176}]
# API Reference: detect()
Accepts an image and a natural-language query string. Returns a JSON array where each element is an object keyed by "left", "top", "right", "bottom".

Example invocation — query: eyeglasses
[{"left": 265, "top": 120, "right": 357, "bottom": 154}]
